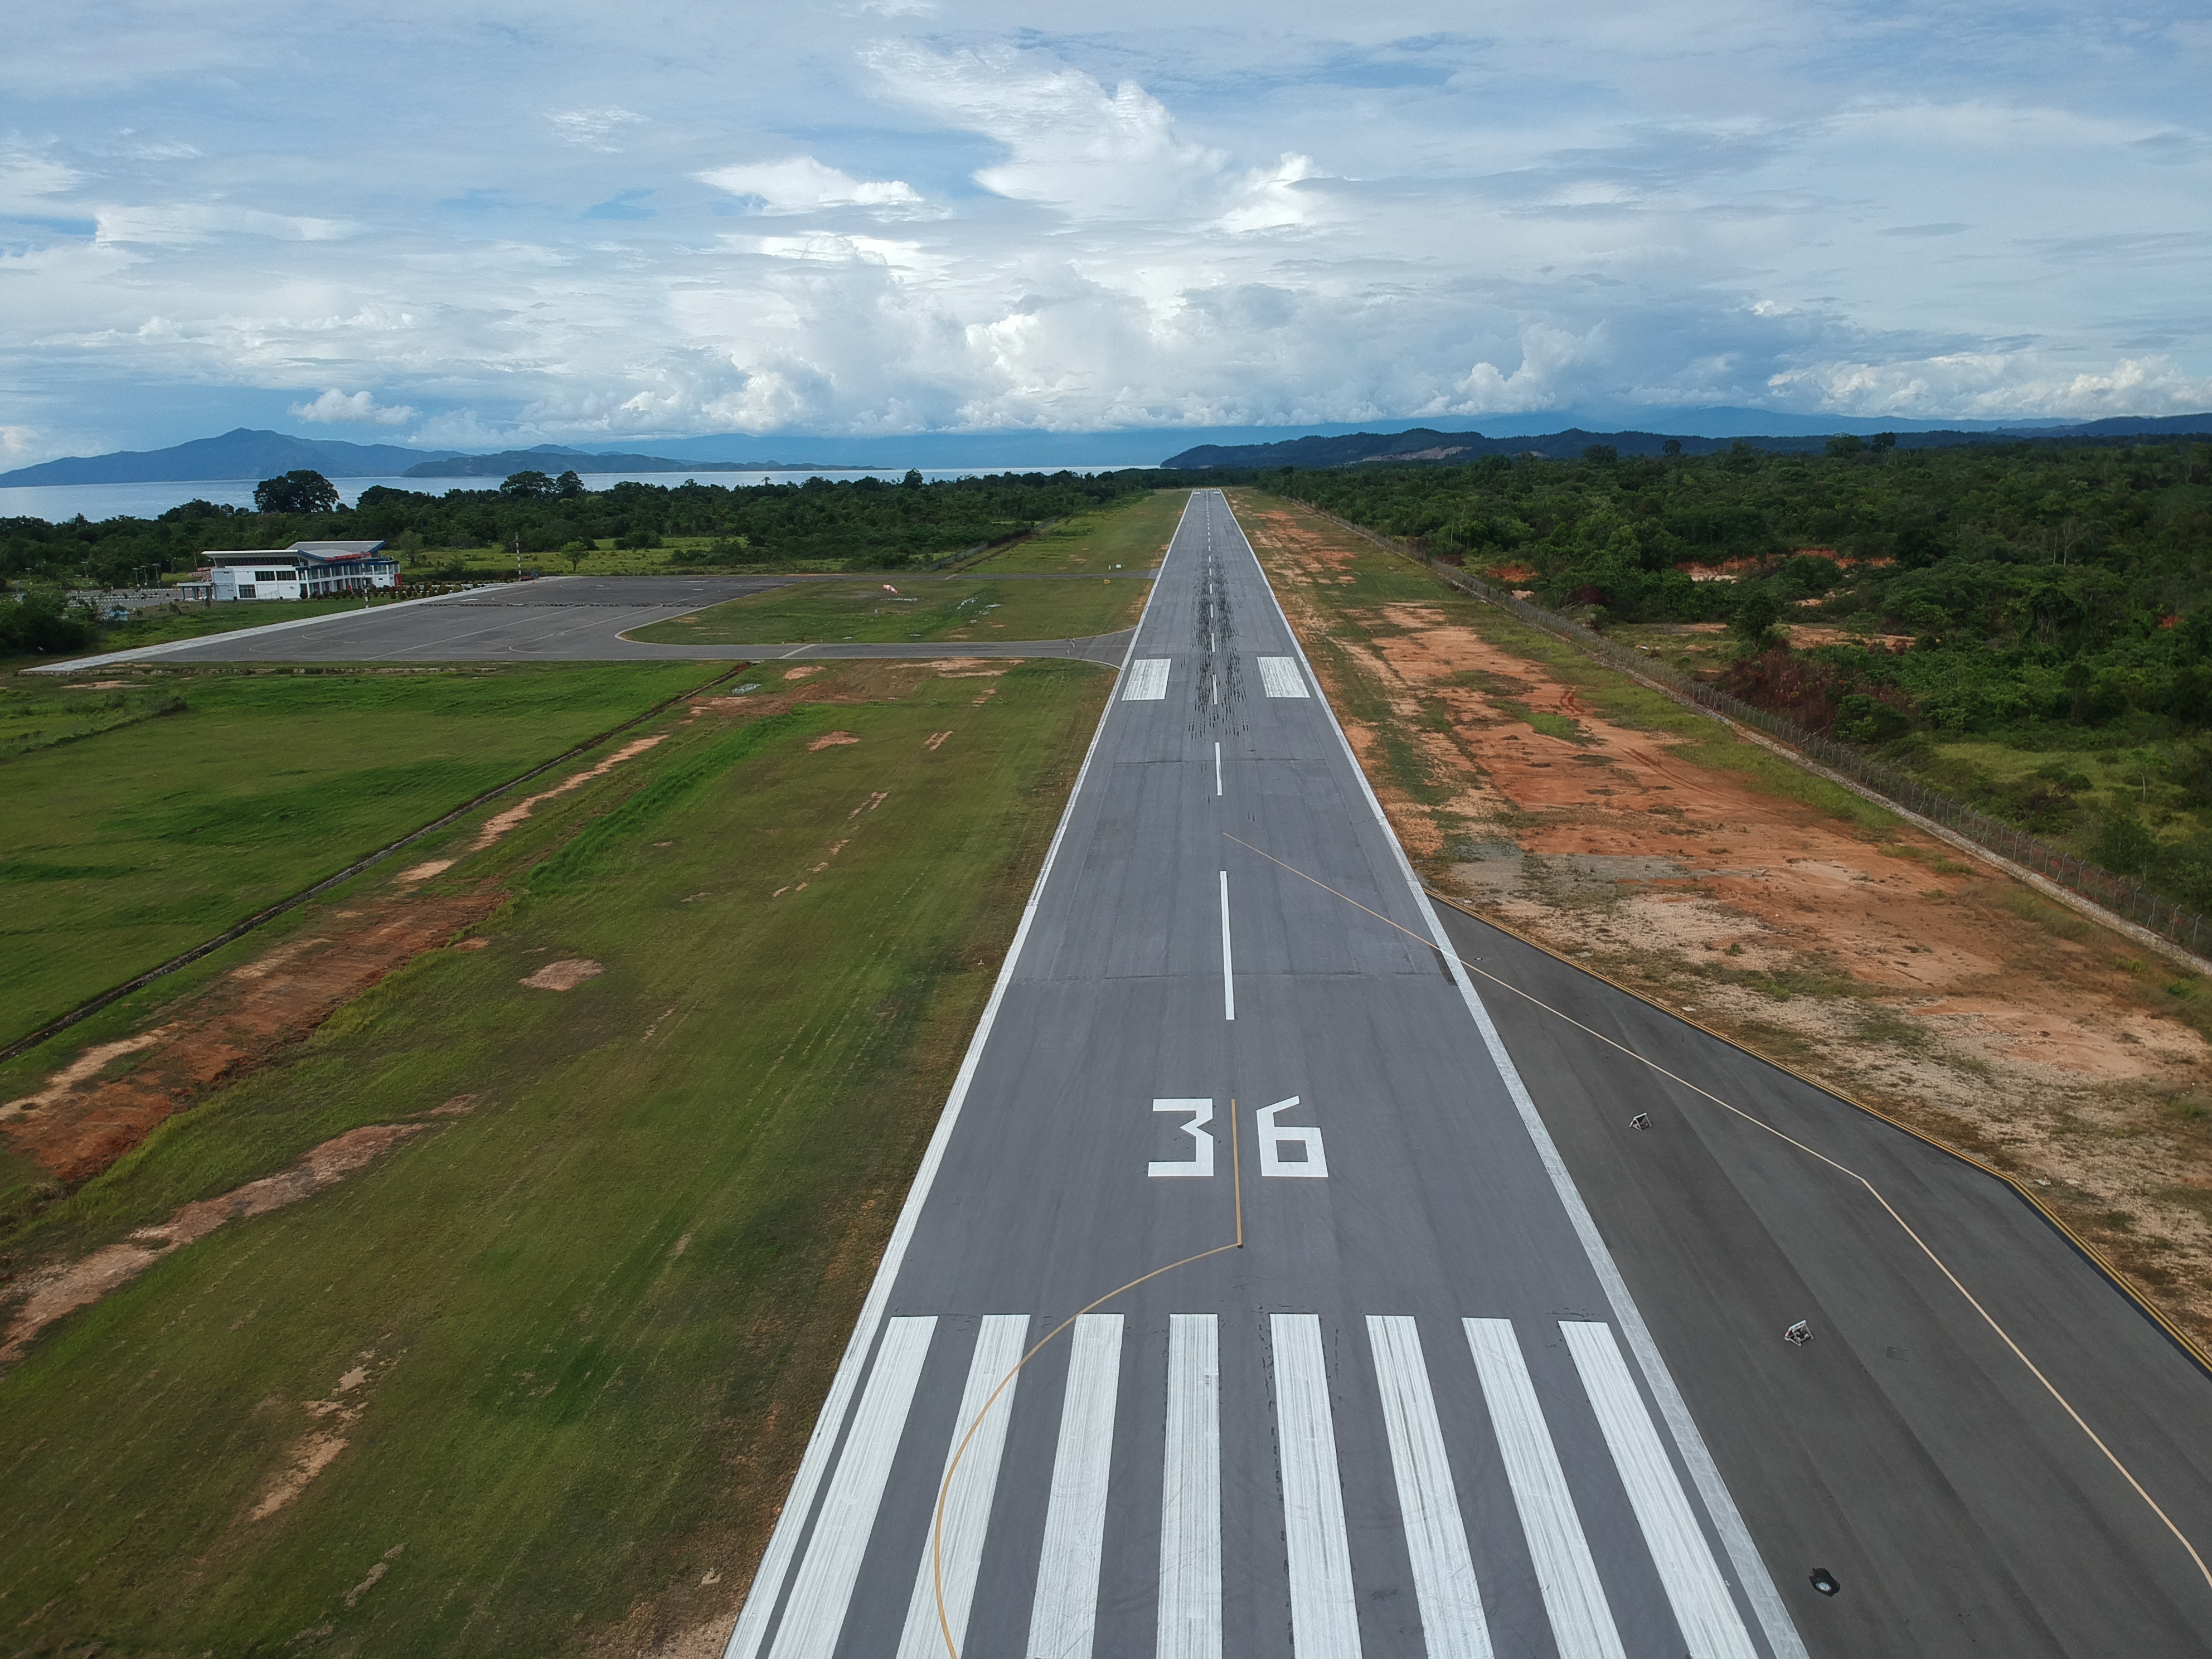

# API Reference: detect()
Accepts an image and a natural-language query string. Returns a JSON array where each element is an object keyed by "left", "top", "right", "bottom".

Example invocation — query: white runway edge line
[
  {"left": 1215, "top": 492, "right": 1808, "bottom": 1659},
  {"left": 894, "top": 1315, "right": 1030, "bottom": 1659},
  {"left": 764, "top": 1317, "right": 936, "bottom": 1659},
  {"left": 1560, "top": 1321, "right": 1759, "bottom": 1659},
  {"left": 1463, "top": 1320, "right": 1623, "bottom": 1659},
  {"left": 1158, "top": 1314, "right": 1222, "bottom": 1659},
  {"left": 1123, "top": 657, "right": 1171, "bottom": 700},
  {"left": 1257, "top": 656, "right": 1309, "bottom": 698},
  {"left": 1367, "top": 1317, "right": 1495, "bottom": 1659},
  {"left": 1272, "top": 1314, "right": 1362, "bottom": 1657},
  {"left": 1028, "top": 1315, "right": 1124, "bottom": 1659},
  {"left": 1218, "top": 872, "right": 1235, "bottom": 1021},
  {"left": 721, "top": 494, "right": 1192, "bottom": 1659}
]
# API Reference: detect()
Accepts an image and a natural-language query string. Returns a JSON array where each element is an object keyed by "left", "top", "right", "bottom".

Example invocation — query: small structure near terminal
[{"left": 181, "top": 541, "right": 397, "bottom": 601}]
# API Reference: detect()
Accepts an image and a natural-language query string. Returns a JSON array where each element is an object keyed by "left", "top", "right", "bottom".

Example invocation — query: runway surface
[
  {"left": 33, "top": 572, "right": 1147, "bottom": 671},
  {"left": 726, "top": 492, "right": 1807, "bottom": 1659}
]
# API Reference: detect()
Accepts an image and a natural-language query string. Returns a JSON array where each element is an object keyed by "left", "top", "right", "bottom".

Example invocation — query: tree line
[{"left": 1, "top": 467, "right": 1159, "bottom": 593}]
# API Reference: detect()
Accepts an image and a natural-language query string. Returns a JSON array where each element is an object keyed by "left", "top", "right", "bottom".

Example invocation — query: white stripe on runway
[
  {"left": 894, "top": 1316, "right": 1030, "bottom": 1659},
  {"left": 1257, "top": 655, "right": 1309, "bottom": 697},
  {"left": 1158, "top": 1314, "right": 1221, "bottom": 1659},
  {"left": 1028, "top": 1314, "right": 1124, "bottom": 1659},
  {"left": 1218, "top": 871, "right": 1235, "bottom": 1022},
  {"left": 1462, "top": 1319, "right": 1625, "bottom": 1659},
  {"left": 1272, "top": 1314, "right": 1362, "bottom": 1657},
  {"left": 1560, "top": 1322, "right": 1759, "bottom": 1659},
  {"left": 1366, "top": 1318, "right": 1493, "bottom": 1659},
  {"left": 1123, "top": 657, "right": 1170, "bottom": 700},
  {"left": 766, "top": 1317, "right": 936, "bottom": 1659}
]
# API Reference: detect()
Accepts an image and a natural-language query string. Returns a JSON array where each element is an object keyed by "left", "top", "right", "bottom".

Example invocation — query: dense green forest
[
  {"left": 0, "top": 467, "right": 1153, "bottom": 593},
  {"left": 1286, "top": 439, "right": 2212, "bottom": 912}
]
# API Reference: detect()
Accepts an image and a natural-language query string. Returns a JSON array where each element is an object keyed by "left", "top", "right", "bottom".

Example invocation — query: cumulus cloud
[
  {"left": 288, "top": 388, "right": 416, "bottom": 426},
  {"left": 867, "top": 41, "right": 1229, "bottom": 219},
  {"left": 697, "top": 156, "right": 923, "bottom": 214}
]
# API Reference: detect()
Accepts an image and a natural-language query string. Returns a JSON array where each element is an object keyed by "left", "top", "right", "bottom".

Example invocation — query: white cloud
[
  {"left": 0, "top": 4, "right": 2204, "bottom": 450},
  {"left": 288, "top": 387, "right": 416, "bottom": 426},
  {"left": 697, "top": 156, "right": 922, "bottom": 215},
  {"left": 1769, "top": 351, "right": 2212, "bottom": 420},
  {"left": 867, "top": 41, "right": 1229, "bottom": 219},
  {"left": 1448, "top": 324, "right": 1614, "bottom": 415},
  {"left": 545, "top": 106, "right": 646, "bottom": 150},
  {"left": 0, "top": 147, "right": 83, "bottom": 212}
]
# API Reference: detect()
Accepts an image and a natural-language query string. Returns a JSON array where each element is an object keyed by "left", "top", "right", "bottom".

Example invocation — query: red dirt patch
[{"left": 1, "top": 892, "right": 499, "bottom": 1185}]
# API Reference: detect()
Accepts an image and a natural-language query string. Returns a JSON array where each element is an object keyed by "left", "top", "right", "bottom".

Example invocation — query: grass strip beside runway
[
  {"left": 0, "top": 656, "right": 1112, "bottom": 1655},
  {"left": 0, "top": 662, "right": 713, "bottom": 1052}
]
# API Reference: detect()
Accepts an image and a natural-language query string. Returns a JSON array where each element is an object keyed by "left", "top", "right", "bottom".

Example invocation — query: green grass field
[
  {"left": 0, "top": 656, "right": 1109, "bottom": 1654},
  {"left": 962, "top": 487, "right": 1185, "bottom": 573},
  {"left": 629, "top": 573, "right": 1147, "bottom": 645},
  {"left": 0, "top": 663, "right": 714, "bottom": 1049}
]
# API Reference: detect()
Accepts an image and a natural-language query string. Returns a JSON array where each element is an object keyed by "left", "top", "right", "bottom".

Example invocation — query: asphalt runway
[
  {"left": 35, "top": 572, "right": 1148, "bottom": 671},
  {"left": 726, "top": 493, "right": 1811, "bottom": 1659}
]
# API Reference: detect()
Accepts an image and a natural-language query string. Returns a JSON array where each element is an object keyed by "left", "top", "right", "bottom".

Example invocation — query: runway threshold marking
[
  {"left": 893, "top": 1316, "right": 1028, "bottom": 1659},
  {"left": 1028, "top": 1314, "right": 1124, "bottom": 1659},
  {"left": 768, "top": 1316, "right": 936, "bottom": 1659},
  {"left": 1367, "top": 1316, "right": 1495, "bottom": 1659},
  {"left": 925, "top": 1103, "right": 1245, "bottom": 1658},
  {"left": 1273, "top": 1314, "right": 1363, "bottom": 1653},
  {"left": 1158, "top": 1313, "right": 1222, "bottom": 1659},
  {"left": 1464, "top": 1318, "right": 1626, "bottom": 1659},
  {"left": 1225, "top": 830, "right": 2212, "bottom": 1596},
  {"left": 1563, "top": 1321, "right": 1758, "bottom": 1659}
]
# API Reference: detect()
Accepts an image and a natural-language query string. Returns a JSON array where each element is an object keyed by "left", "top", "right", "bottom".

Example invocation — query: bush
[
  {"left": 1, "top": 588, "right": 95, "bottom": 654},
  {"left": 2094, "top": 811, "right": 2161, "bottom": 874}
]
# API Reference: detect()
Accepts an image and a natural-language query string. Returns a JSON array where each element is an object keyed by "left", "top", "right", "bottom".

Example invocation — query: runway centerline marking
[
  {"left": 1217, "top": 871, "right": 1235, "bottom": 1022},
  {"left": 1214, "top": 740, "right": 1222, "bottom": 797},
  {"left": 1224, "top": 829, "right": 2212, "bottom": 1597}
]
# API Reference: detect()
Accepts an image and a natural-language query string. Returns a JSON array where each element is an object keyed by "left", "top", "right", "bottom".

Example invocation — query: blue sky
[{"left": 2, "top": 1, "right": 2208, "bottom": 460}]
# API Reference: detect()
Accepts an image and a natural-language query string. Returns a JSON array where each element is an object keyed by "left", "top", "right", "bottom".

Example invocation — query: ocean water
[{"left": 0, "top": 466, "right": 1123, "bottom": 524}]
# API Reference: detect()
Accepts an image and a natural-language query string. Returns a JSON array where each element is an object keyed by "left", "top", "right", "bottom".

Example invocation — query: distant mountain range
[
  {"left": 400, "top": 445, "right": 832, "bottom": 479},
  {"left": 5, "top": 411, "right": 2208, "bottom": 493},
  {"left": 0, "top": 428, "right": 464, "bottom": 487},
  {"left": 1158, "top": 414, "right": 2212, "bottom": 469}
]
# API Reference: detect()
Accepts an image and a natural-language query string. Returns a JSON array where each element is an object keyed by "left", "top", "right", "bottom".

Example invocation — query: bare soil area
[{"left": 1244, "top": 497, "right": 2212, "bottom": 1347}]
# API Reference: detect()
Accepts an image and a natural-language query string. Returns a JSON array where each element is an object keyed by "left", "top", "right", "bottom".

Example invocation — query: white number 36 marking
[{"left": 1147, "top": 1095, "right": 1327, "bottom": 1178}]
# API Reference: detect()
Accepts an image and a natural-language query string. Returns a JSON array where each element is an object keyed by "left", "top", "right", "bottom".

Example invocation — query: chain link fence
[{"left": 1291, "top": 501, "right": 2210, "bottom": 959}]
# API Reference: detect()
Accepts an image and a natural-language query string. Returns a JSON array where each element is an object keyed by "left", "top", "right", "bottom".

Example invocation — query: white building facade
[{"left": 196, "top": 541, "right": 400, "bottom": 600}]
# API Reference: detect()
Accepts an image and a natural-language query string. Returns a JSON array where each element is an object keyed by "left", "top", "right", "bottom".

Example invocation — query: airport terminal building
[{"left": 184, "top": 541, "right": 399, "bottom": 601}]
